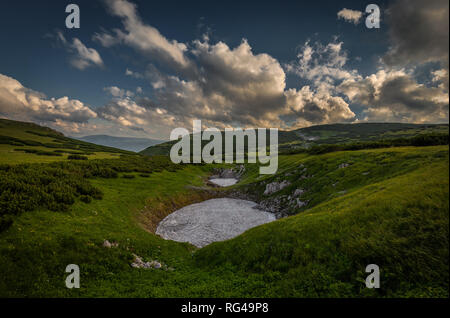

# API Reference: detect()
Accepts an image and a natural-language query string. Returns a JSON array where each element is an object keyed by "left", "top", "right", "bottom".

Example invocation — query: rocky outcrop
[
  {"left": 256, "top": 186, "right": 308, "bottom": 218},
  {"left": 210, "top": 165, "right": 245, "bottom": 179},
  {"left": 292, "top": 198, "right": 307, "bottom": 209},
  {"left": 292, "top": 188, "right": 305, "bottom": 198},
  {"left": 264, "top": 180, "right": 291, "bottom": 195},
  {"left": 131, "top": 254, "right": 173, "bottom": 271}
]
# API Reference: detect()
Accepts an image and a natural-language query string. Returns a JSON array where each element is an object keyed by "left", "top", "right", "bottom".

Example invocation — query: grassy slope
[
  {"left": 236, "top": 146, "right": 448, "bottom": 215},
  {"left": 0, "top": 143, "right": 448, "bottom": 297},
  {"left": 197, "top": 152, "right": 449, "bottom": 297},
  {"left": 0, "top": 119, "right": 131, "bottom": 164}
]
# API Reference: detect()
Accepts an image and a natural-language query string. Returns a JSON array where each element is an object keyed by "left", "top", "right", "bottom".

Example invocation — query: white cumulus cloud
[
  {"left": 57, "top": 32, "right": 104, "bottom": 70},
  {"left": 0, "top": 73, "right": 97, "bottom": 132},
  {"left": 95, "top": 0, "right": 190, "bottom": 71},
  {"left": 337, "top": 8, "right": 363, "bottom": 24}
]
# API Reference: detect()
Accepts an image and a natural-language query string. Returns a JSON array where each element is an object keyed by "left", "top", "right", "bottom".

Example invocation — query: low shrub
[
  {"left": 68, "top": 154, "right": 88, "bottom": 160},
  {"left": 0, "top": 154, "right": 181, "bottom": 231},
  {"left": 79, "top": 195, "right": 92, "bottom": 203}
]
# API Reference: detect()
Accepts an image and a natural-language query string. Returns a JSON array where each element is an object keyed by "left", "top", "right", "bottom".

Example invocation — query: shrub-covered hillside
[{"left": 0, "top": 119, "right": 448, "bottom": 297}]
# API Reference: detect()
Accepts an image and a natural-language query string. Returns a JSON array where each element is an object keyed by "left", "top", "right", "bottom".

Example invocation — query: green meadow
[{"left": 0, "top": 119, "right": 448, "bottom": 297}]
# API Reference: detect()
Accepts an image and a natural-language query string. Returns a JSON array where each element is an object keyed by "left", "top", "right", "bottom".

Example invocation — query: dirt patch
[{"left": 136, "top": 189, "right": 220, "bottom": 233}]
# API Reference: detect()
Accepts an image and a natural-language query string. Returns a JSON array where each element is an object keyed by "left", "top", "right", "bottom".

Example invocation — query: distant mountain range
[
  {"left": 140, "top": 123, "right": 449, "bottom": 156},
  {"left": 76, "top": 135, "right": 165, "bottom": 152}
]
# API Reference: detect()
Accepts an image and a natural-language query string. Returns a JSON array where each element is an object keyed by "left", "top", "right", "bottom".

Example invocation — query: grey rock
[
  {"left": 131, "top": 254, "right": 165, "bottom": 269},
  {"left": 264, "top": 180, "right": 290, "bottom": 195},
  {"left": 293, "top": 198, "right": 307, "bottom": 208},
  {"left": 152, "top": 261, "right": 162, "bottom": 269},
  {"left": 103, "top": 240, "right": 118, "bottom": 248},
  {"left": 220, "top": 169, "right": 236, "bottom": 178}
]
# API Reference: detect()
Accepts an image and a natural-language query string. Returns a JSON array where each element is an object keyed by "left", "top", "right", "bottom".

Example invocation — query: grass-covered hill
[
  {"left": 75, "top": 135, "right": 165, "bottom": 153},
  {"left": 140, "top": 122, "right": 449, "bottom": 156},
  {"left": 0, "top": 118, "right": 183, "bottom": 231},
  {"left": 0, "top": 118, "right": 135, "bottom": 165},
  {"left": 0, "top": 118, "right": 448, "bottom": 297},
  {"left": 198, "top": 146, "right": 449, "bottom": 297}
]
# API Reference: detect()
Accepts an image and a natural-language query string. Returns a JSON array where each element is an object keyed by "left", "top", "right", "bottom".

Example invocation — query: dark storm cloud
[
  {"left": 339, "top": 70, "right": 448, "bottom": 123},
  {"left": 383, "top": 0, "right": 449, "bottom": 67}
]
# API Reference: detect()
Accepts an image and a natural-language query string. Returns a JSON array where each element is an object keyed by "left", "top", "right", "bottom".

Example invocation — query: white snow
[
  {"left": 209, "top": 178, "right": 238, "bottom": 187},
  {"left": 156, "top": 198, "right": 275, "bottom": 247}
]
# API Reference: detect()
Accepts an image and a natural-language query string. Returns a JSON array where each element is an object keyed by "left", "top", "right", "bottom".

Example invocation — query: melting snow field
[
  {"left": 156, "top": 198, "right": 275, "bottom": 247},
  {"left": 209, "top": 178, "right": 238, "bottom": 187}
]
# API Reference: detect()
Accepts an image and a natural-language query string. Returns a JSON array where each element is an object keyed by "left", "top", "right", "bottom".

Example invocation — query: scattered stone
[
  {"left": 103, "top": 240, "right": 118, "bottom": 248},
  {"left": 220, "top": 169, "right": 236, "bottom": 178},
  {"left": 293, "top": 188, "right": 305, "bottom": 197},
  {"left": 152, "top": 261, "right": 162, "bottom": 269},
  {"left": 338, "top": 163, "right": 350, "bottom": 169},
  {"left": 293, "top": 198, "right": 307, "bottom": 209},
  {"left": 256, "top": 195, "right": 288, "bottom": 213},
  {"left": 264, "top": 180, "right": 291, "bottom": 195},
  {"left": 131, "top": 254, "right": 165, "bottom": 269},
  {"left": 362, "top": 172, "right": 370, "bottom": 175},
  {"left": 216, "top": 165, "right": 245, "bottom": 179},
  {"left": 297, "top": 164, "right": 307, "bottom": 174}
]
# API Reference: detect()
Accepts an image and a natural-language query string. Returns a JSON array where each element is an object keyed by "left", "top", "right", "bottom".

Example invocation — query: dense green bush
[
  {"left": 68, "top": 154, "right": 88, "bottom": 160},
  {"left": 1, "top": 133, "right": 133, "bottom": 155},
  {"left": 0, "top": 135, "right": 42, "bottom": 146},
  {"left": 14, "top": 148, "right": 63, "bottom": 156},
  {"left": 0, "top": 155, "right": 183, "bottom": 232},
  {"left": 0, "top": 164, "right": 102, "bottom": 218},
  {"left": 284, "top": 133, "right": 449, "bottom": 155},
  {"left": 79, "top": 195, "right": 92, "bottom": 203}
]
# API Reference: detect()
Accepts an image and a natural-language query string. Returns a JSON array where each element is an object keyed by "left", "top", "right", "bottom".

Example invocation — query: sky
[{"left": 0, "top": 0, "right": 448, "bottom": 139}]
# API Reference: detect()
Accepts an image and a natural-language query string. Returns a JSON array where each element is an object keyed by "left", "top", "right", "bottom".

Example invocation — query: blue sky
[{"left": 0, "top": 0, "right": 447, "bottom": 139}]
